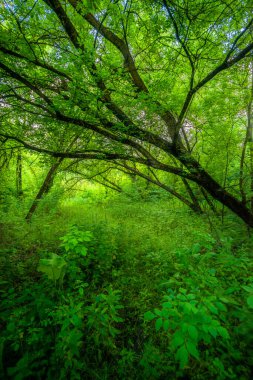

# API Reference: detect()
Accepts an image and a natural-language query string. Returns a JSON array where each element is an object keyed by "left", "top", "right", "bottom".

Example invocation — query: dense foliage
[
  {"left": 1, "top": 0, "right": 253, "bottom": 379},
  {"left": 0, "top": 0, "right": 253, "bottom": 223},
  {"left": 1, "top": 197, "right": 253, "bottom": 379}
]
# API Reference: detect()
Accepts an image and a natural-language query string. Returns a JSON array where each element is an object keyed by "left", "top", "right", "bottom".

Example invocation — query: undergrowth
[{"left": 0, "top": 200, "right": 253, "bottom": 379}]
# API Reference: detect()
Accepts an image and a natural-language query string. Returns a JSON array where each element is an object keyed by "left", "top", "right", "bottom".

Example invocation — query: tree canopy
[{"left": 1, "top": 0, "right": 253, "bottom": 224}]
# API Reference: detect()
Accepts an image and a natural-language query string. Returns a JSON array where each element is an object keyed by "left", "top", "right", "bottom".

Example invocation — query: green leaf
[
  {"left": 163, "top": 319, "right": 169, "bottom": 331},
  {"left": 154, "top": 308, "right": 162, "bottom": 316},
  {"left": 183, "top": 302, "right": 197, "bottom": 314},
  {"left": 155, "top": 318, "right": 163, "bottom": 331},
  {"left": 162, "top": 301, "right": 172, "bottom": 308},
  {"left": 80, "top": 247, "right": 88, "bottom": 256},
  {"left": 37, "top": 253, "right": 66, "bottom": 282},
  {"left": 242, "top": 285, "right": 253, "bottom": 293},
  {"left": 176, "top": 345, "right": 189, "bottom": 369},
  {"left": 186, "top": 340, "right": 199, "bottom": 359},
  {"left": 191, "top": 243, "right": 201, "bottom": 255},
  {"left": 208, "top": 327, "right": 218, "bottom": 338},
  {"left": 217, "top": 327, "right": 229, "bottom": 339},
  {"left": 207, "top": 303, "right": 219, "bottom": 315},
  {"left": 247, "top": 295, "right": 253, "bottom": 308},
  {"left": 171, "top": 331, "right": 184, "bottom": 349},
  {"left": 215, "top": 302, "right": 227, "bottom": 312},
  {"left": 188, "top": 325, "right": 198, "bottom": 341},
  {"left": 213, "top": 357, "right": 225, "bottom": 371},
  {"left": 144, "top": 311, "right": 155, "bottom": 321}
]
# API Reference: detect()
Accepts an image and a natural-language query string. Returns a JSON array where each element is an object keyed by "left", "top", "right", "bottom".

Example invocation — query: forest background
[{"left": 1, "top": 0, "right": 253, "bottom": 379}]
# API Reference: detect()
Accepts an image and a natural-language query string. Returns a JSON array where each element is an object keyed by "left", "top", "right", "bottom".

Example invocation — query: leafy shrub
[
  {"left": 85, "top": 287, "right": 124, "bottom": 350},
  {"left": 0, "top": 227, "right": 125, "bottom": 379},
  {"left": 144, "top": 288, "right": 230, "bottom": 369},
  {"left": 1, "top": 213, "right": 253, "bottom": 379}
]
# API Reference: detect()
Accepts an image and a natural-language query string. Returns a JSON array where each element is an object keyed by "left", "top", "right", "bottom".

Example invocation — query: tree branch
[
  {"left": 175, "top": 38, "right": 253, "bottom": 141},
  {"left": 0, "top": 61, "right": 57, "bottom": 113},
  {"left": 0, "top": 45, "right": 71, "bottom": 80}
]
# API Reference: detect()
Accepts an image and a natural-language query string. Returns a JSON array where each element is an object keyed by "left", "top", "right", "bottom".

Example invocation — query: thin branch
[
  {"left": 0, "top": 61, "right": 57, "bottom": 113},
  {"left": 175, "top": 39, "right": 253, "bottom": 141},
  {"left": 0, "top": 45, "right": 71, "bottom": 80},
  {"left": 116, "top": 161, "right": 201, "bottom": 212},
  {"left": 0, "top": 132, "right": 195, "bottom": 180}
]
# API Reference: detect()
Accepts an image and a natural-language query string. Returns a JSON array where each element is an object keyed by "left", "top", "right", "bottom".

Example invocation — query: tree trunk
[
  {"left": 16, "top": 150, "right": 23, "bottom": 197},
  {"left": 172, "top": 144, "right": 253, "bottom": 226},
  {"left": 25, "top": 158, "right": 63, "bottom": 222}
]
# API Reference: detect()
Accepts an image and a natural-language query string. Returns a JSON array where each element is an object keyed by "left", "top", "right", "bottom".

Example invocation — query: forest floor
[{"left": 1, "top": 199, "right": 253, "bottom": 379}]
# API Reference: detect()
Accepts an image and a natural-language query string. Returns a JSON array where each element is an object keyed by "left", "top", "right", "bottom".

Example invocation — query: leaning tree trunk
[
  {"left": 171, "top": 142, "right": 253, "bottom": 227},
  {"left": 25, "top": 158, "right": 63, "bottom": 222}
]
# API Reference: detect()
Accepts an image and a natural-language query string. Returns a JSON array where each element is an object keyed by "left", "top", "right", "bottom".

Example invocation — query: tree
[{"left": 0, "top": 0, "right": 253, "bottom": 225}]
